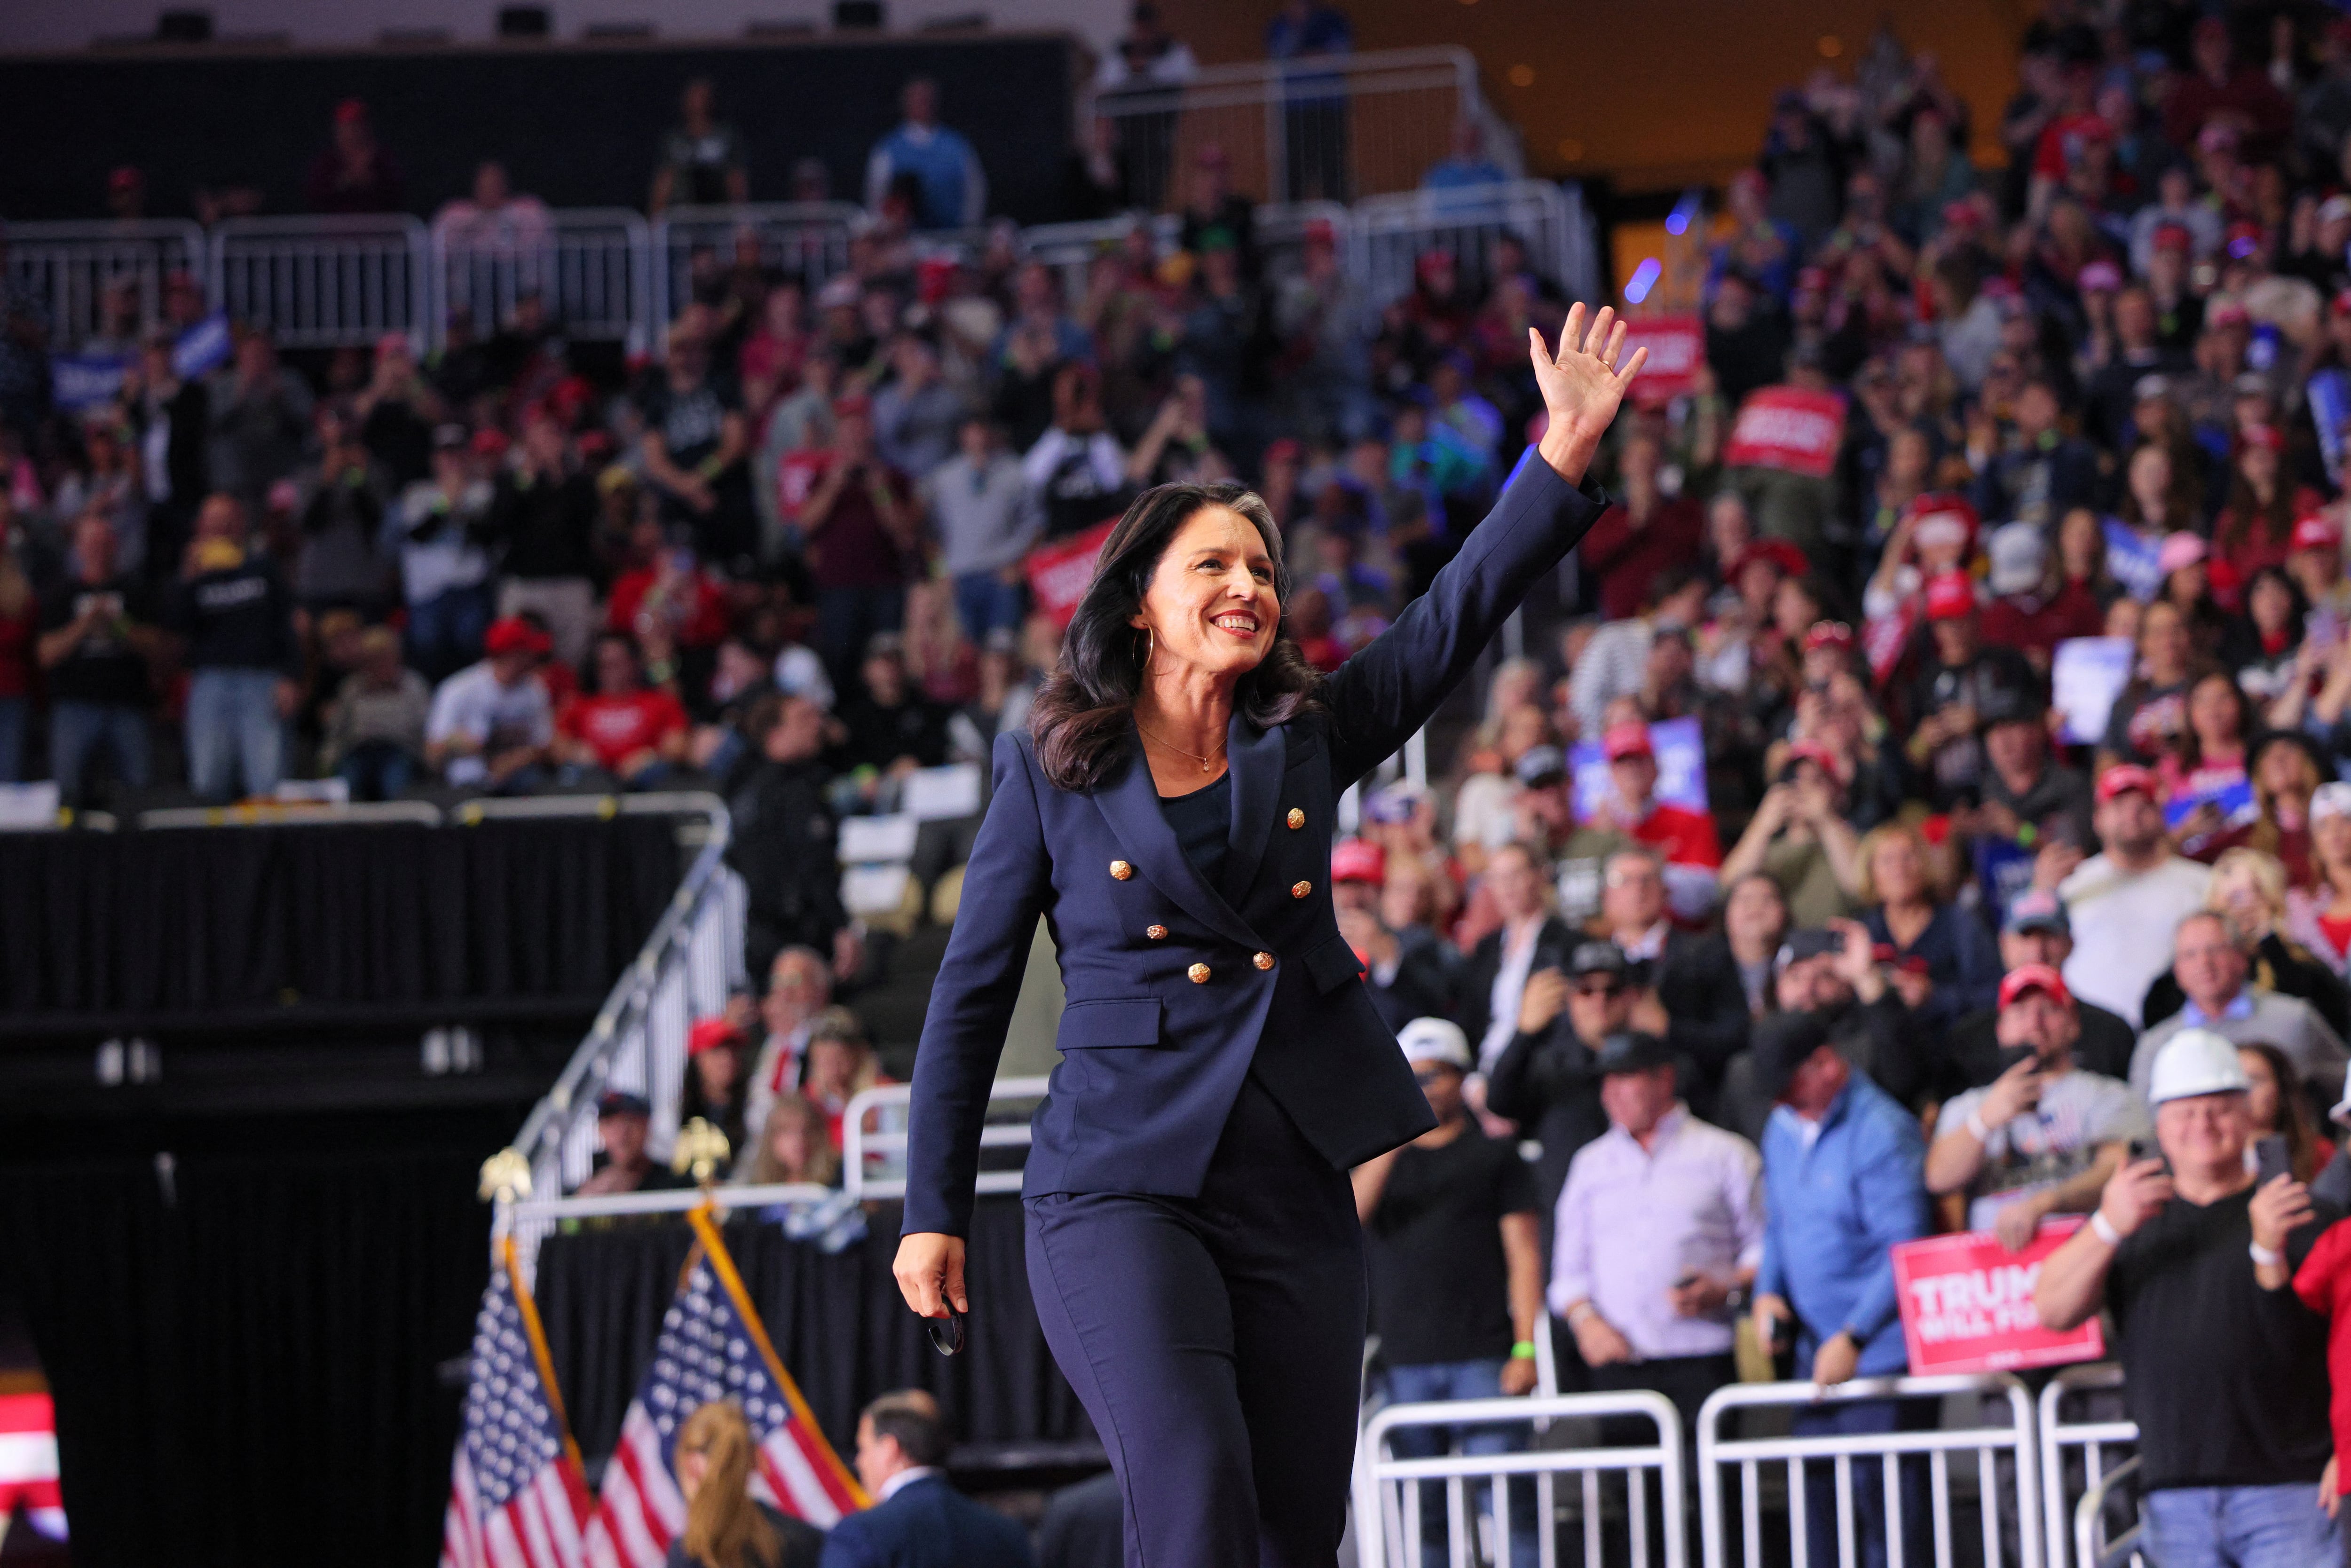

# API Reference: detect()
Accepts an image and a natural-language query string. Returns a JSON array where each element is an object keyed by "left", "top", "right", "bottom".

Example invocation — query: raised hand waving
[{"left": 1529, "top": 302, "right": 1649, "bottom": 484}]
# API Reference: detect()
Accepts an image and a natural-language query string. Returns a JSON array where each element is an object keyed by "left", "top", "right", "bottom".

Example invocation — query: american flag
[
  {"left": 0, "top": 1390, "right": 64, "bottom": 1543},
  {"left": 584, "top": 1207, "right": 865, "bottom": 1568},
  {"left": 443, "top": 1244, "right": 597, "bottom": 1568}
]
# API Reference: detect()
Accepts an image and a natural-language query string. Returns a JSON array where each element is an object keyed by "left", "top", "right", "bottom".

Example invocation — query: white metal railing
[
  {"left": 502, "top": 1180, "right": 835, "bottom": 1287},
  {"left": 841, "top": 1076, "right": 1050, "bottom": 1200},
  {"left": 1089, "top": 47, "right": 1508, "bottom": 207},
  {"left": 487, "top": 792, "right": 744, "bottom": 1222},
  {"left": 1356, "top": 1390, "right": 1688, "bottom": 1568},
  {"left": 2, "top": 218, "right": 205, "bottom": 352},
  {"left": 650, "top": 201, "right": 863, "bottom": 344},
  {"left": 210, "top": 213, "right": 431, "bottom": 350},
  {"left": 1698, "top": 1375, "right": 2044, "bottom": 1568},
  {"left": 431, "top": 206, "right": 652, "bottom": 353},
  {"left": 2073, "top": 1458, "right": 2141, "bottom": 1568},
  {"left": 1350, "top": 180, "right": 1590, "bottom": 315},
  {"left": 2037, "top": 1367, "right": 2135, "bottom": 1568}
]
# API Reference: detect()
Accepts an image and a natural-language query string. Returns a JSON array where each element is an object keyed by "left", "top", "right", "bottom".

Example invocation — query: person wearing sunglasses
[{"left": 1486, "top": 938, "right": 1657, "bottom": 1222}]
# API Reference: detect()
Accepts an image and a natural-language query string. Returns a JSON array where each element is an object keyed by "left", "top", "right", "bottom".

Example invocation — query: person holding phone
[
  {"left": 892, "top": 308, "right": 1645, "bottom": 1567},
  {"left": 1925, "top": 965, "right": 2145, "bottom": 1249},
  {"left": 2037, "top": 1028, "right": 2340, "bottom": 1567}
]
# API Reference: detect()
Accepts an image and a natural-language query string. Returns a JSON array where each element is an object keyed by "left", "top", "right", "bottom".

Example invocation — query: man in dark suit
[{"left": 818, "top": 1391, "right": 1033, "bottom": 1568}]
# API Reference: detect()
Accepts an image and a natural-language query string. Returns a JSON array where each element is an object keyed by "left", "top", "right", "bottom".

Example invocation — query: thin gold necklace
[{"left": 1137, "top": 721, "right": 1224, "bottom": 774}]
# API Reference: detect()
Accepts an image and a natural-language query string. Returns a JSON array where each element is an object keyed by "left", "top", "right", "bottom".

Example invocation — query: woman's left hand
[{"left": 1530, "top": 304, "right": 1648, "bottom": 484}]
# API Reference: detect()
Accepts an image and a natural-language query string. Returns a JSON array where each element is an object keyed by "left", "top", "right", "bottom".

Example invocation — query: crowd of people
[{"left": 37, "top": 0, "right": 2351, "bottom": 1559}]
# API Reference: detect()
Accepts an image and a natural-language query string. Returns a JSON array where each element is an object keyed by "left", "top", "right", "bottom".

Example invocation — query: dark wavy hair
[{"left": 1029, "top": 482, "right": 1324, "bottom": 791}]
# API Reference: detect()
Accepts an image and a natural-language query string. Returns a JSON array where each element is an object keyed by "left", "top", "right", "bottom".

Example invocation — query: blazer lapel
[
  {"left": 1222, "top": 712, "right": 1283, "bottom": 903},
  {"left": 1091, "top": 726, "right": 1262, "bottom": 949}
]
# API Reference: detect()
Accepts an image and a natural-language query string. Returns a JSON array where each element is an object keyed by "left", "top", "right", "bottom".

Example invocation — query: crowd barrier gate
[
  {"left": 1356, "top": 1390, "right": 1688, "bottom": 1568},
  {"left": 209, "top": 213, "right": 432, "bottom": 351},
  {"left": 1697, "top": 1374, "right": 2045, "bottom": 1568},
  {"left": 2035, "top": 1365, "right": 2135, "bottom": 1568},
  {"left": 2, "top": 218, "right": 206, "bottom": 352},
  {"left": 430, "top": 206, "right": 653, "bottom": 353}
]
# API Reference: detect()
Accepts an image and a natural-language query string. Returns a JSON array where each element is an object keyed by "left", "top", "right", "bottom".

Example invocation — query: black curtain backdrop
[
  {"left": 0, "top": 36, "right": 1075, "bottom": 227},
  {"left": 536, "top": 1198, "right": 1085, "bottom": 1465},
  {"left": 0, "top": 819, "right": 677, "bottom": 1029},
  {"left": 0, "top": 1116, "right": 502, "bottom": 1568}
]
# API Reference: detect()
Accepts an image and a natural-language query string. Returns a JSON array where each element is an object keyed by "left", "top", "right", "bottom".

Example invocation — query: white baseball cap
[
  {"left": 2147, "top": 1027, "right": 2253, "bottom": 1104},
  {"left": 1398, "top": 1017, "right": 1474, "bottom": 1072}
]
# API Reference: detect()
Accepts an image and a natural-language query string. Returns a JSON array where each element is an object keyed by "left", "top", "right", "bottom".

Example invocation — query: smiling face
[{"left": 1131, "top": 505, "right": 1278, "bottom": 683}]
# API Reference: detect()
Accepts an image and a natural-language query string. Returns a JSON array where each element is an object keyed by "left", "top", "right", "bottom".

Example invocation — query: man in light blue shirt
[
  {"left": 1748, "top": 1011, "right": 1932, "bottom": 1568},
  {"left": 864, "top": 78, "right": 987, "bottom": 230}
]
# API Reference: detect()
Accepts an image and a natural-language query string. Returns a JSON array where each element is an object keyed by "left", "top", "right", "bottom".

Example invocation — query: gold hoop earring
[{"left": 1142, "top": 626, "right": 1155, "bottom": 674}]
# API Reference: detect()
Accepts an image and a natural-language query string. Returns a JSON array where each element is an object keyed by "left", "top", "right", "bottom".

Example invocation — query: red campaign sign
[
  {"left": 1621, "top": 316, "right": 1704, "bottom": 406},
  {"left": 1722, "top": 386, "right": 1847, "bottom": 479},
  {"left": 1892, "top": 1221, "right": 2105, "bottom": 1376},
  {"left": 1024, "top": 520, "right": 1118, "bottom": 629}
]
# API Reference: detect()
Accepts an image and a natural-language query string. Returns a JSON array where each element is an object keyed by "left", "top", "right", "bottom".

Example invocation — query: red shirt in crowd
[
  {"left": 2296, "top": 1218, "right": 2351, "bottom": 1497},
  {"left": 558, "top": 689, "right": 688, "bottom": 772},
  {"left": 1626, "top": 800, "right": 1723, "bottom": 868},
  {"left": 0, "top": 607, "right": 31, "bottom": 699},
  {"left": 1575, "top": 496, "right": 1706, "bottom": 622},
  {"left": 1978, "top": 583, "right": 2106, "bottom": 666},
  {"left": 606, "top": 564, "right": 731, "bottom": 649}
]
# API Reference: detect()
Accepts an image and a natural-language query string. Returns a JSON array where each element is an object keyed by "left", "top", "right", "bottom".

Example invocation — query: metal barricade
[
  {"left": 476, "top": 793, "right": 743, "bottom": 1209},
  {"left": 1349, "top": 180, "right": 1588, "bottom": 310},
  {"left": 840, "top": 1076, "right": 1049, "bottom": 1200},
  {"left": 430, "top": 207, "right": 652, "bottom": 353},
  {"left": 1021, "top": 213, "right": 1179, "bottom": 299},
  {"left": 650, "top": 202, "right": 861, "bottom": 343},
  {"left": 501, "top": 1181, "right": 837, "bottom": 1286},
  {"left": 209, "top": 214, "right": 431, "bottom": 350},
  {"left": 1697, "top": 1375, "right": 2044, "bottom": 1568},
  {"left": 1092, "top": 47, "right": 1506, "bottom": 208},
  {"left": 2071, "top": 1458, "right": 2142, "bottom": 1568},
  {"left": 1356, "top": 1391, "right": 1688, "bottom": 1568},
  {"left": 2, "top": 219, "right": 205, "bottom": 352},
  {"left": 2036, "top": 1366, "right": 2134, "bottom": 1568}
]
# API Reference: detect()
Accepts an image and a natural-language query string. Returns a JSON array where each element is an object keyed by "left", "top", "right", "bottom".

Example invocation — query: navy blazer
[
  {"left": 904, "top": 457, "right": 1609, "bottom": 1237},
  {"left": 816, "top": 1474, "right": 1033, "bottom": 1568}
]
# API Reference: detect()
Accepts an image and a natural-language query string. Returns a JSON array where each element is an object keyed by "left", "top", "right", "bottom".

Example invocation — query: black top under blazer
[{"left": 903, "top": 457, "right": 1610, "bottom": 1237}]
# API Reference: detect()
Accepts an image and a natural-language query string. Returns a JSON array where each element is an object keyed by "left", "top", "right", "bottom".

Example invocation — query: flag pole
[
  {"left": 684, "top": 1201, "right": 871, "bottom": 1509},
  {"left": 503, "top": 1232, "right": 592, "bottom": 1480}
]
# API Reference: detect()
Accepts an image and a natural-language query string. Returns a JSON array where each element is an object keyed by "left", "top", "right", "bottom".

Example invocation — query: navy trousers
[{"left": 1025, "top": 1074, "right": 1366, "bottom": 1568}]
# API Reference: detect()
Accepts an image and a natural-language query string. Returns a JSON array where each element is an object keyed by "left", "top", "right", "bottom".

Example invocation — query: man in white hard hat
[
  {"left": 1354, "top": 1017, "right": 1544, "bottom": 1567},
  {"left": 2037, "top": 1028, "right": 2339, "bottom": 1567}
]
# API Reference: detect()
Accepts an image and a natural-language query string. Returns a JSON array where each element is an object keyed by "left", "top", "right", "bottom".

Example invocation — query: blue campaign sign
[
  {"left": 1570, "top": 716, "right": 1708, "bottom": 820},
  {"left": 49, "top": 353, "right": 130, "bottom": 412},
  {"left": 2312, "top": 369, "right": 2350, "bottom": 489},
  {"left": 2163, "top": 775, "right": 2256, "bottom": 832},
  {"left": 172, "top": 313, "right": 232, "bottom": 379},
  {"left": 2102, "top": 519, "right": 2163, "bottom": 603}
]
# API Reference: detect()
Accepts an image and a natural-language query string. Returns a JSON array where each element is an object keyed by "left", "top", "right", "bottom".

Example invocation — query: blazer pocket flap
[
  {"left": 1056, "top": 997, "right": 1166, "bottom": 1049},
  {"left": 1302, "top": 933, "right": 1365, "bottom": 995}
]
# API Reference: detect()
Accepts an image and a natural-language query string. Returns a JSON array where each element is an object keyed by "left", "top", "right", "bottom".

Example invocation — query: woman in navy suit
[{"left": 895, "top": 307, "right": 1648, "bottom": 1566}]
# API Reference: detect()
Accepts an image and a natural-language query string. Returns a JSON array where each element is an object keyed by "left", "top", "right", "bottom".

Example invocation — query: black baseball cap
[
  {"left": 1566, "top": 941, "right": 1630, "bottom": 980},
  {"left": 1595, "top": 1030, "right": 1673, "bottom": 1075},
  {"left": 597, "top": 1091, "right": 652, "bottom": 1119},
  {"left": 1747, "top": 1011, "right": 1831, "bottom": 1102}
]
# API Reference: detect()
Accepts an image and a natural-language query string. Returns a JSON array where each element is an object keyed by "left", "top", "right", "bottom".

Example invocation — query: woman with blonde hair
[
  {"left": 2292, "top": 784, "right": 2351, "bottom": 977},
  {"left": 668, "top": 1401, "right": 823, "bottom": 1568},
  {"left": 743, "top": 1094, "right": 843, "bottom": 1188}
]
